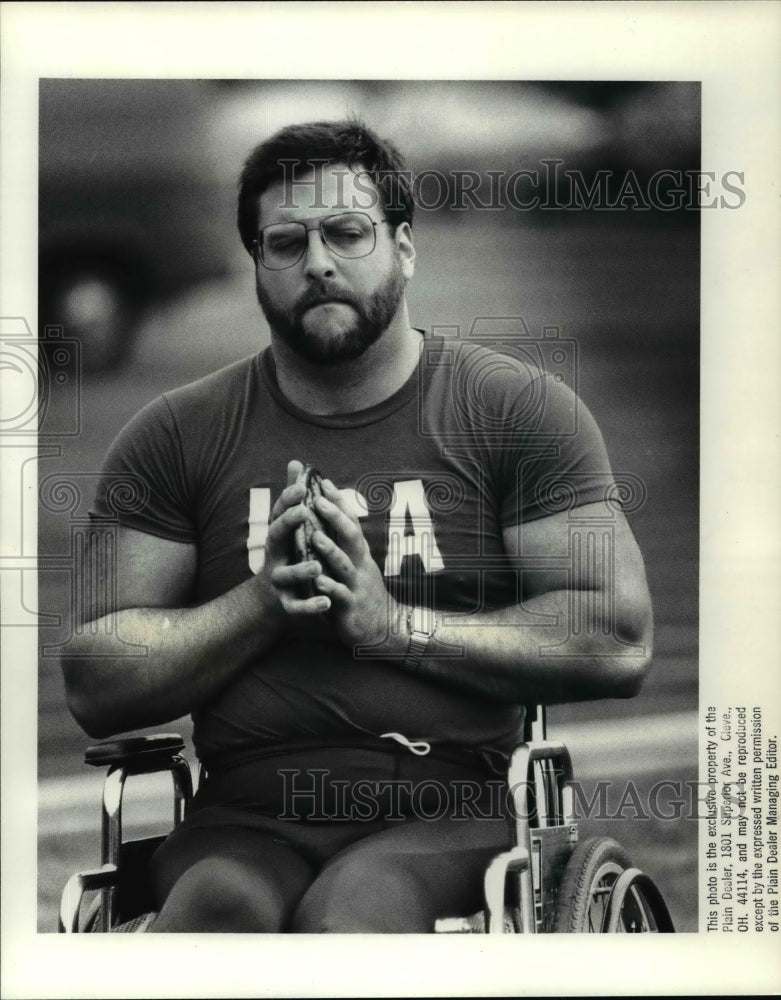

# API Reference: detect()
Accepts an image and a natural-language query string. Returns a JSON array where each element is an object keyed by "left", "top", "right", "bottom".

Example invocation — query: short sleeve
[
  {"left": 89, "top": 394, "right": 196, "bottom": 542},
  {"left": 498, "top": 373, "right": 616, "bottom": 525}
]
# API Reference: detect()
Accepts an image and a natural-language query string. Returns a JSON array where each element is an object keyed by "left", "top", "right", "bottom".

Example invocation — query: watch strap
[{"left": 404, "top": 607, "right": 437, "bottom": 671}]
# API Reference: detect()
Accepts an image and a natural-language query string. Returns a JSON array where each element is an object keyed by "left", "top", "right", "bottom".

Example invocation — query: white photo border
[{"left": 1, "top": 2, "right": 779, "bottom": 997}]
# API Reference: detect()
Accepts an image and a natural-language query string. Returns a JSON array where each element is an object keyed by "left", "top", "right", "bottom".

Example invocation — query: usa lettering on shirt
[{"left": 246, "top": 479, "right": 444, "bottom": 575}]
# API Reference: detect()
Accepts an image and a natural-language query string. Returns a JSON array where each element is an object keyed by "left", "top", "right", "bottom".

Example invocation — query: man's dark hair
[{"left": 237, "top": 119, "right": 414, "bottom": 254}]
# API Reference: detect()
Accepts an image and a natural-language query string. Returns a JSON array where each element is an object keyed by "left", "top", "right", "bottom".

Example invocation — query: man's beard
[{"left": 256, "top": 259, "right": 406, "bottom": 366}]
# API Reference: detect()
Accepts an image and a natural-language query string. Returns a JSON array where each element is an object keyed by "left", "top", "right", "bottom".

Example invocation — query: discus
[{"left": 291, "top": 465, "right": 328, "bottom": 597}]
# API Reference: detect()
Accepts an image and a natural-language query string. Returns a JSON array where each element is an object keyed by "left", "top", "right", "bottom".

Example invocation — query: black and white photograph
[
  {"left": 1, "top": 3, "right": 779, "bottom": 997},
  {"left": 36, "top": 76, "right": 699, "bottom": 933}
]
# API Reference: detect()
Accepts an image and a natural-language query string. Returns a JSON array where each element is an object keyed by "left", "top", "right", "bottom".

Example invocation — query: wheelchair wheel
[
  {"left": 555, "top": 837, "right": 673, "bottom": 933},
  {"left": 80, "top": 896, "right": 103, "bottom": 933},
  {"left": 80, "top": 901, "right": 156, "bottom": 933}
]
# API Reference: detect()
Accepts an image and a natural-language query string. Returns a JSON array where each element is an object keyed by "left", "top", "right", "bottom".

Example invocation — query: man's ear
[{"left": 395, "top": 222, "right": 416, "bottom": 279}]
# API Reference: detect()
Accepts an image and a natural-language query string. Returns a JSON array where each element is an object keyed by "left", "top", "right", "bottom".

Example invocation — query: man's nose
[{"left": 302, "top": 228, "right": 336, "bottom": 278}]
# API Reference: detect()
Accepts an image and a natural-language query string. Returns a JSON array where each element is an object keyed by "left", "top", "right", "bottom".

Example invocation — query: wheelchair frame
[{"left": 59, "top": 706, "right": 674, "bottom": 934}]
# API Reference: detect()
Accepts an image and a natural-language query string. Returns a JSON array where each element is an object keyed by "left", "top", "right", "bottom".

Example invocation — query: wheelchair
[{"left": 58, "top": 705, "right": 675, "bottom": 934}]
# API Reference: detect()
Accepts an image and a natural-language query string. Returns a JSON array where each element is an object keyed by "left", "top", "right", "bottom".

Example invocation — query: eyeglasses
[{"left": 253, "top": 211, "right": 390, "bottom": 270}]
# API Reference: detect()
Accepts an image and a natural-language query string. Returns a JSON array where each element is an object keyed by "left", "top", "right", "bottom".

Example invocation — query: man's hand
[
  {"left": 265, "top": 460, "right": 332, "bottom": 618},
  {"left": 307, "top": 478, "right": 403, "bottom": 651}
]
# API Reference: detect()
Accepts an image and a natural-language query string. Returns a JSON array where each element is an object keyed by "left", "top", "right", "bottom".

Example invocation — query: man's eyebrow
[
  {"left": 259, "top": 210, "right": 378, "bottom": 231},
  {"left": 257, "top": 199, "right": 330, "bottom": 227}
]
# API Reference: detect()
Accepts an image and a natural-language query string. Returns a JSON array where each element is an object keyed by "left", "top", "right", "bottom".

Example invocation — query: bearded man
[{"left": 62, "top": 120, "right": 652, "bottom": 932}]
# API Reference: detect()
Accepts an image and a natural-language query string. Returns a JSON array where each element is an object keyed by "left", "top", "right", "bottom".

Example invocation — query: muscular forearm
[
  {"left": 391, "top": 589, "right": 652, "bottom": 706},
  {"left": 61, "top": 575, "right": 285, "bottom": 739}
]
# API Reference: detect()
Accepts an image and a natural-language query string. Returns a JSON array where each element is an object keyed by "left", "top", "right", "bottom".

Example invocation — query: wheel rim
[
  {"left": 610, "top": 884, "right": 655, "bottom": 932},
  {"left": 581, "top": 860, "right": 624, "bottom": 932},
  {"left": 602, "top": 868, "right": 672, "bottom": 933},
  {"left": 586, "top": 866, "right": 658, "bottom": 932}
]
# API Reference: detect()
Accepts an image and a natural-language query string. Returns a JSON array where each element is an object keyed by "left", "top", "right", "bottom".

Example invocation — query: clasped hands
[{"left": 263, "top": 460, "right": 404, "bottom": 653}]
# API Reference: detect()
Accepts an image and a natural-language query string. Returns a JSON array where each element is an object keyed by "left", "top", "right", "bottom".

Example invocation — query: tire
[
  {"left": 80, "top": 895, "right": 104, "bottom": 933},
  {"left": 555, "top": 837, "right": 670, "bottom": 933},
  {"left": 81, "top": 902, "right": 156, "bottom": 933}
]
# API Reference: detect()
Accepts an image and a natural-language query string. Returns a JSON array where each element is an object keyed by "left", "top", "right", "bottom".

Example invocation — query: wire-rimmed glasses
[{"left": 253, "top": 211, "right": 390, "bottom": 270}]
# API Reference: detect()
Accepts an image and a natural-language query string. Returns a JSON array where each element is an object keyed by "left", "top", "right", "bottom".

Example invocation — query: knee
[
  {"left": 291, "top": 854, "right": 429, "bottom": 933},
  {"left": 154, "top": 857, "right": 285, "bottom": 933}
]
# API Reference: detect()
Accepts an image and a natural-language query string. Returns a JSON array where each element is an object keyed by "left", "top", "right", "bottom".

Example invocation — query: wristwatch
[{"left": 404, "top": 606, "right": 437, "bottom": 672}]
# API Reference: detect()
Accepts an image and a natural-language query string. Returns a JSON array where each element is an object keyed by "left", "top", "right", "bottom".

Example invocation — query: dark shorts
[{"left": 151, "top": 746, "right": 513, "bottom": 932}]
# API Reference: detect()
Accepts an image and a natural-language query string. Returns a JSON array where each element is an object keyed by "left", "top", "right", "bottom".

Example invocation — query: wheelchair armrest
[
  {"left": 85, "top": 733, "right": 185, "bottom": 774},
  {"left": 59, "top": 864, "right": 118, "bottom": 933}
]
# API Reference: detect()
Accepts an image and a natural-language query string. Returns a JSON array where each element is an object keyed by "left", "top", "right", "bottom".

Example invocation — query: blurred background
[{"left": 37, "top": 80, "right": 699, "bottom": 930}]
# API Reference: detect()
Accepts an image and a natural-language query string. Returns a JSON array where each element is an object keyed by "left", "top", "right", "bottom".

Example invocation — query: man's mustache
[{"left": 296, "top": 282, "right": 360, "bottom": 314}]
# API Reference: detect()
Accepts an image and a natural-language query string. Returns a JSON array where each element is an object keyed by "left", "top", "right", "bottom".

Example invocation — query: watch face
[{"left": 410, "top": 606, "right": 436, "bottom": 636}]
